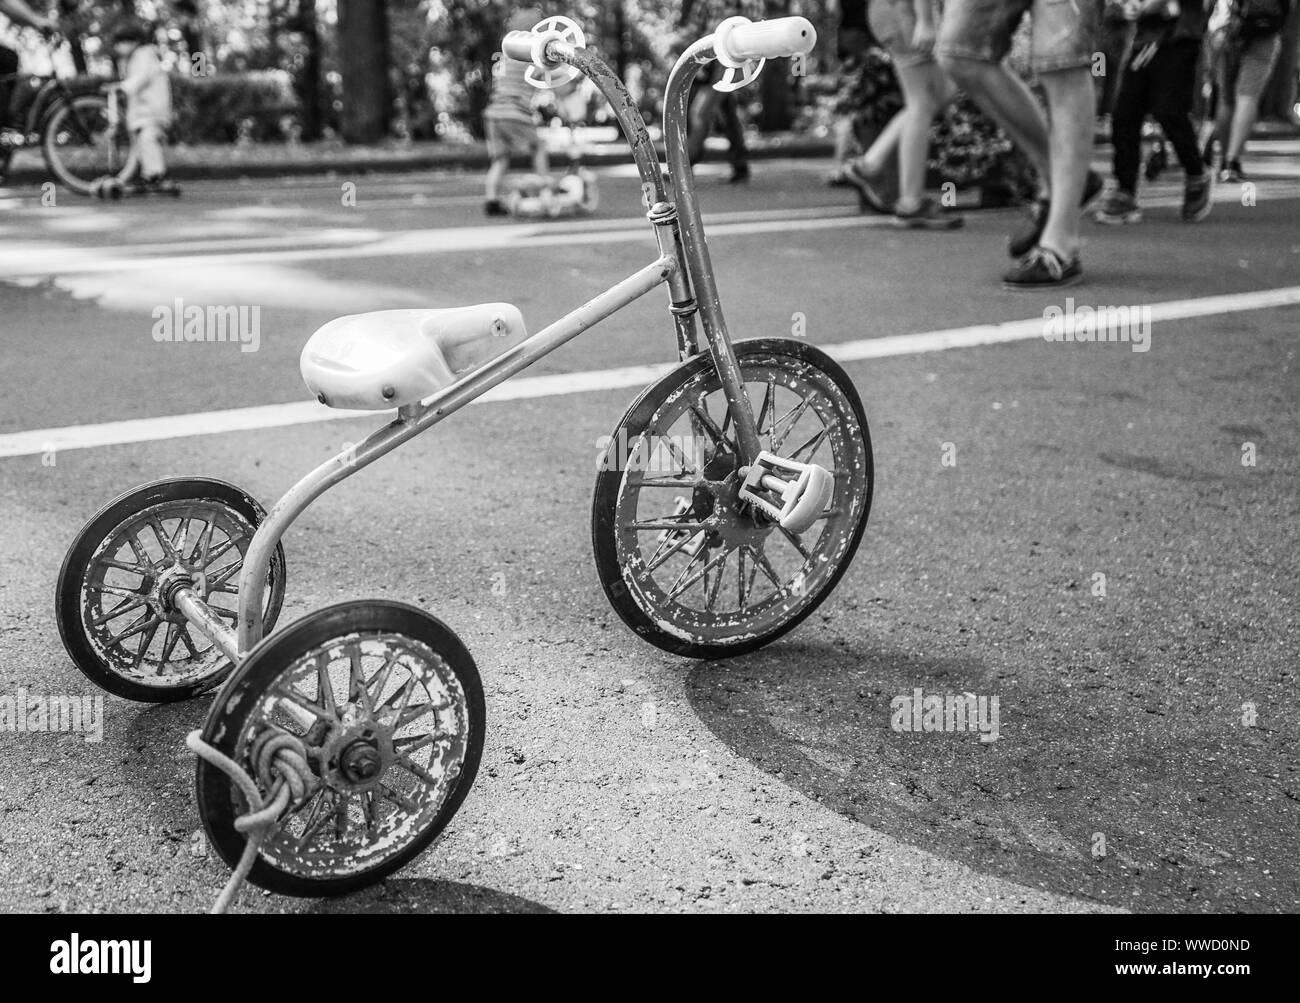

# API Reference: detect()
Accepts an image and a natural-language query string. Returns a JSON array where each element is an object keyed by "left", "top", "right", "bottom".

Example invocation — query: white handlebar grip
[
  {"left": 501, "top": 30, "right": 535, "bottom": 62},
  {"left": 716, "top": 16, "right": 817, "bottom": 63}
]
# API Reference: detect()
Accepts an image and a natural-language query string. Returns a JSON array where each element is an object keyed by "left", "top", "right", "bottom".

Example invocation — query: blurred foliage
[{"left": 170, "top": 69, "right": 300, "bottom": 144}]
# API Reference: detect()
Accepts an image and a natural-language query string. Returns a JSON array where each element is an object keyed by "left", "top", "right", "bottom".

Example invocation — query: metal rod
[
  {"left": 233, "top": 255, "right": 678, "bottom": 654},
  {"left": 662, "top": 39, "right": 763, "bottom": 461},
  {"left": 172, "top": 588, "right": 240, "bottom": 664},
  {"left": 561, "top": 44, "right": 701, "bottom": 359}
]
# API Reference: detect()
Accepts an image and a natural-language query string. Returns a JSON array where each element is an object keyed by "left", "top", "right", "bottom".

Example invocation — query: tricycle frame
[{"left": 171, "top": 33, "right": 765, "bottom": 662}]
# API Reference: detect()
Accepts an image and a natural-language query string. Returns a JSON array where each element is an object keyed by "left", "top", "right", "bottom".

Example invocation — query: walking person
[
  {"left": 935, "top": 0, "right": 1107, "bottom": 288},
  {"left": 0, "top": 0, "right": 58, "bottom": 182},
  {"left": 680, "top": 0, "right": 752, "bottom": 183},
  {"left": 1093, "top": 0, "right": 1215, "bottom": 225},
  {"left": 483, "top": 7, "right": 549, "bottom": 216},
  {"left": 1205, "top": 0, "right": 1293, "bottom": 181},
  {"left": 842, "top": 0, "right": 965, "bottom": 228},
  {"left": 112, "top": 18, "right": 179, "bottom": 195}
]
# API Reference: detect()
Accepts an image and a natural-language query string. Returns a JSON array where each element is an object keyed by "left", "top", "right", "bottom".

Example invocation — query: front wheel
[
  {"left": 41, "top": 92, "right": 134, "bottom": 195},
  {"left": 592, "top": 338, "right": 873, "bottom": 658}
]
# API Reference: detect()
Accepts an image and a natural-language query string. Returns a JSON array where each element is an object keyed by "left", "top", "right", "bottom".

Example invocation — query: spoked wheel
[
  {"left": 41, "top": 93, "right": 134, "bottom": 195},
  {"left": 592, "top": 338, "right": 873, "bottom": 658},
  {"left": 56, "top": 477, "right": 286, "bottom": 702},
  {"left": 195, "top": 600, "right": 485, "bottom": 897}
]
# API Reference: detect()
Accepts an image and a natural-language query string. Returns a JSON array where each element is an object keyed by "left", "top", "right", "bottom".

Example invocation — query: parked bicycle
[{"left": 0, "top": 35, "right": 132, "bottom": 194}]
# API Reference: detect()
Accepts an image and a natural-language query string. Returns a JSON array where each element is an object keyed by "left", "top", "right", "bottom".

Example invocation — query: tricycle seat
[{"left": 301, "top": 304, "right": 527, "bottom": 410}]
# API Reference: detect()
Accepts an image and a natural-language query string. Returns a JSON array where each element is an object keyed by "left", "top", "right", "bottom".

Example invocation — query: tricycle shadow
[
  {"left": 303, "top": 878, "right": 553, "bottom": 914},
  {"left": 683, "top": 640, "right": 1234, "bottom": 912}
]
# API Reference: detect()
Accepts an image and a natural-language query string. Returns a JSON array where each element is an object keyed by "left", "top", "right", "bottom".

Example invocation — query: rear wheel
[
  {"left": 41, "top": 92, "right": 134, "bottom": 195},
  {"left": 195, "top": 600, "right": 485, "bottom": 897}
]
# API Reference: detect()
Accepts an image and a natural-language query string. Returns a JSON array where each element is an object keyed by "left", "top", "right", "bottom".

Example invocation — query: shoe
[
  {"left": 144, "top": 174, "right": 181, "bottom": 196},
  {"left": 484, "top": 199, "right": 508, "bottom": 216},
  {"left": 1001, "top": 246, "right": 1082, "bottom": 290},
  {"left": 1217, "top": 159, "right": 1244, "bottom": 183},
  {"left": 892, "top": 196, "right": 963, "bottom": 230},
  {"left": 1092, "top": 189, "right": 1142, "bottom": 225},
  {"left": 1144, "top": 139, "right": 1167, "bottom": 182},
  {"left": 1008, "top": 169, "right": 1104, "bottom": 258},
  {"left": 729, "top": 164, "right": 750, "bottom": 183},
  {"left": 1181, "top": 173, "right": 1212, "bottom": 222},
  {"left": 843, "top": 158, "right": 892, "bottom": 214}
]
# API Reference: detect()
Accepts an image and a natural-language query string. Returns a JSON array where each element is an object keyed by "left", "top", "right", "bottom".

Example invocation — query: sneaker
[
  {"left": 484, "top": 199, "right": 508, "bottom": 216},
  {"left": 1181, "top": 173, "right": 1212, "bottom": 222},
  {"left": 1001, "top": 246, "right": 1082, "bottom": 290},
  {"left": 843, "top": 158, "right": 892, "bottom": 214},
  {"left": 1092, "top": 189, "right": 1142, "bottom": 225},
  {"left": 892, "top": 196, "right": 964, "bottom": 230},
  {"left": 728, "top": 163, "right": 751, "bottom": 184},
  {"left": 1008, "top": 169, "right": 1104, "bottom": 258},
  {"left": 1217, "top": 159, "right": 1244, "bottom": 184},
  {"left": 145, "top": 174, "right": 181, "bottom": 196}
]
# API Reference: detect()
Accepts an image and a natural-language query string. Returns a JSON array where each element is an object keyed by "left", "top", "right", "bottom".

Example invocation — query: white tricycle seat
[{"left": 301, "top": 304, "right": 528, "bottom": 410}]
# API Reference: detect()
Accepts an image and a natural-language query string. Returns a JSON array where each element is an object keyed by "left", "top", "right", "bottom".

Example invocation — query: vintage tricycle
[{"left": 55, "top": 14, "right": 874, "bottom": 911}]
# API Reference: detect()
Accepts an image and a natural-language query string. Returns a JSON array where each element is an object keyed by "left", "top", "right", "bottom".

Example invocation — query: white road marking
[{"left": 2, "top": 284, "right": 1296, "bottom": 459}]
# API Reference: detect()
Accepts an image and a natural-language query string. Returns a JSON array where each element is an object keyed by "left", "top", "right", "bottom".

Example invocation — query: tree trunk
[
  {"left": 57, "top": 0, "right": 87, "bottom": 74},
  {"left": 614, "top": 0, "right": 628, "bottom": 80},
  {"left": 1260, "top": 6, "right": 1299, "bottom": 120},
  {"left": 296, "top": 0, "right": 323, "bottom": 141},
  {"left": 337, "top": 0, "right": 391, "bottom": 144}
]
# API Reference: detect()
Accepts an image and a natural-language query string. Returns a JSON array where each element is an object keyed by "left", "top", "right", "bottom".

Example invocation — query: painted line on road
[{"left": 2, "top": 284, "right": 1297, "bottom": 459}]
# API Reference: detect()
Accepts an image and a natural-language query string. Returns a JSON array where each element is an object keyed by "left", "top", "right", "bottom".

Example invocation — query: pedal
[{"left": 738, "top": 451, "right": 833, "bottom": 535}]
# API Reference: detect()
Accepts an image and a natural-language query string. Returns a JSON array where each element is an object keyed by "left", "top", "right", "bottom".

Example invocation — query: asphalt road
[{"left": 0, "top": 145, "right": 1297, "bottom": 913}]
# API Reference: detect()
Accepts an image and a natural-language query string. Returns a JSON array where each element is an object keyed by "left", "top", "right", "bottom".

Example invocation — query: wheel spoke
[
  {"left": 87, "top": 595, "right": 146, "bottom": 627},
  {"left": 771, "top": 396, "right": 814, "bottom": 454},
  {"left": 129, "top": 621, "right": 161, "bottom": 669},
  {"left": 788, "top": 425, "right": 830, "bottom": 463},
  {"left": 105, "top": 611, "right": 156, "bottom": 648},
  {"left": 779, "top": 525, "right": 813, "bottom": 563},
  {"left": 667, "top": 546, "right": 732, "bottom": 600}
]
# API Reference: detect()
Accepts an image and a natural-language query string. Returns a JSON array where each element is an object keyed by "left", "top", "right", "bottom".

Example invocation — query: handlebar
[{"left": 714, "top": 16, "right": 816, "bottom": 65}]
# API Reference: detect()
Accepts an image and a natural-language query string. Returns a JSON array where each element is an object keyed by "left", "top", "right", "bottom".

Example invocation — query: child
[
  {"left": 112, "top": 19, "right": 178, "bottom": 196},
  {"left": 483, "top": 8, "right": 547, "bottom": 216},
  {"left": 1093, "top": 0, "right": 1212, "bottom": 225}
]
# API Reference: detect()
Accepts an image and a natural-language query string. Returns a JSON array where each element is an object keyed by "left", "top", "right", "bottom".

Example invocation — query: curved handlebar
[{"left": 713, "top": 16, "right": 816, "bottom": 65}]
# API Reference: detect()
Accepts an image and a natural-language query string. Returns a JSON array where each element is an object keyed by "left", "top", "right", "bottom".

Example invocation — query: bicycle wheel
[
  {"left": 592, "top": 337, "right": 873, "bottom": 658},
  {"left": 195, "top": 600, "right": 485, "bottom": 897},
  {"left": 41, "top": 92, "right": 133, "bottom": 195},
  {"left": 56, "top": 477, "right": 287, "bottom": 702}
]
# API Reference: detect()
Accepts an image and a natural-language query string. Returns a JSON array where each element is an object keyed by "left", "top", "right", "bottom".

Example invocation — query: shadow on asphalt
[
  {"left": 685, "top": 638, "right": 1294, "bottom": 913},
  {"left": 307, "top": 878, "right": 553, "bottom": 914}
]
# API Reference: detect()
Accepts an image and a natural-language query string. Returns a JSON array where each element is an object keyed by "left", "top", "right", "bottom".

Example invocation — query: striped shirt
[{"left": 484, "top": 54, "right": 535, "bottom": 124}]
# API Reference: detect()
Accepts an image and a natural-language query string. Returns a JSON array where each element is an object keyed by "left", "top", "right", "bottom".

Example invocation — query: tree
[{"left": 336, "top": 0, "right": 391, "bottom": 143}]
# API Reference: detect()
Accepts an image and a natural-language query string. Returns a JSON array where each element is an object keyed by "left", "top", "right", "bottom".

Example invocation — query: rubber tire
[
  {"left": 195, "top": 599, "right": 486, "bottom": 897},
  {"left": 40, "top": 92, "right": 133, "bottom": 196},
  {"left": 591, "top": 337, "right": 874, "bottom": 660},
  {"left": 56, "top": 477, "right": 287, "bottom": 703}
]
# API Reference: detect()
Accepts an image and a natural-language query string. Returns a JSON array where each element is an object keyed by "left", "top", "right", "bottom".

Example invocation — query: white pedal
[{"left": 738, "top": 451, "right": 833, "bottom": 535}]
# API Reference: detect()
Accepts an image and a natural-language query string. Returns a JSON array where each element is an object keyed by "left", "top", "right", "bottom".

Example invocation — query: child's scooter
[{"left": 56, "top": 13, "right": 872, "bottom": 912}]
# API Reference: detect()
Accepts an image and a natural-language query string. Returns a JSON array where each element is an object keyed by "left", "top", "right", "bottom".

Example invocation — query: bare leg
[
  {"left": 485, "top": 155, "right": 508, "bottom": 200},
  {"left": 136, "top": 124, "right": 167, "bottom": 179},
  {"left": 937, "top": 55, "right": 1052, "bottom": 196},
  {"left": 860, "top": 111, "right": 906, "bottom": 175},
  {"left": 1037, "top": 66, "right": 1096, "bottom": 260},
  {"left": 893, "top": 61, "right": 955, "bottom": 212},
  {"left": 1223, "top": 91, "right": 1259, "bottom": 164}
]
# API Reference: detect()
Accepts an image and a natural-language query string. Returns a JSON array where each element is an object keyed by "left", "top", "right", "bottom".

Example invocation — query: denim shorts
[
  {"left": 869, "top": 0, "right": 941, "bottom": 68},
  {"left": 937, "top": 0, "right": 1102, "bottom": 73}
]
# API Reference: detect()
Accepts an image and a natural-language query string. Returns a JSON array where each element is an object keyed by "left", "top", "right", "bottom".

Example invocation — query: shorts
[
  {"left": 869, "top": 0, "right": 940, "bottom": 68},
  {"left": 484, "top": 116, "right": 539, "bottom": 160},
  {"left": 937, "top": 0, "right": 1102, "bottom": 73},
  {"left": 1212, "top": 29, "right": 1283, "bottom": 99}
]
